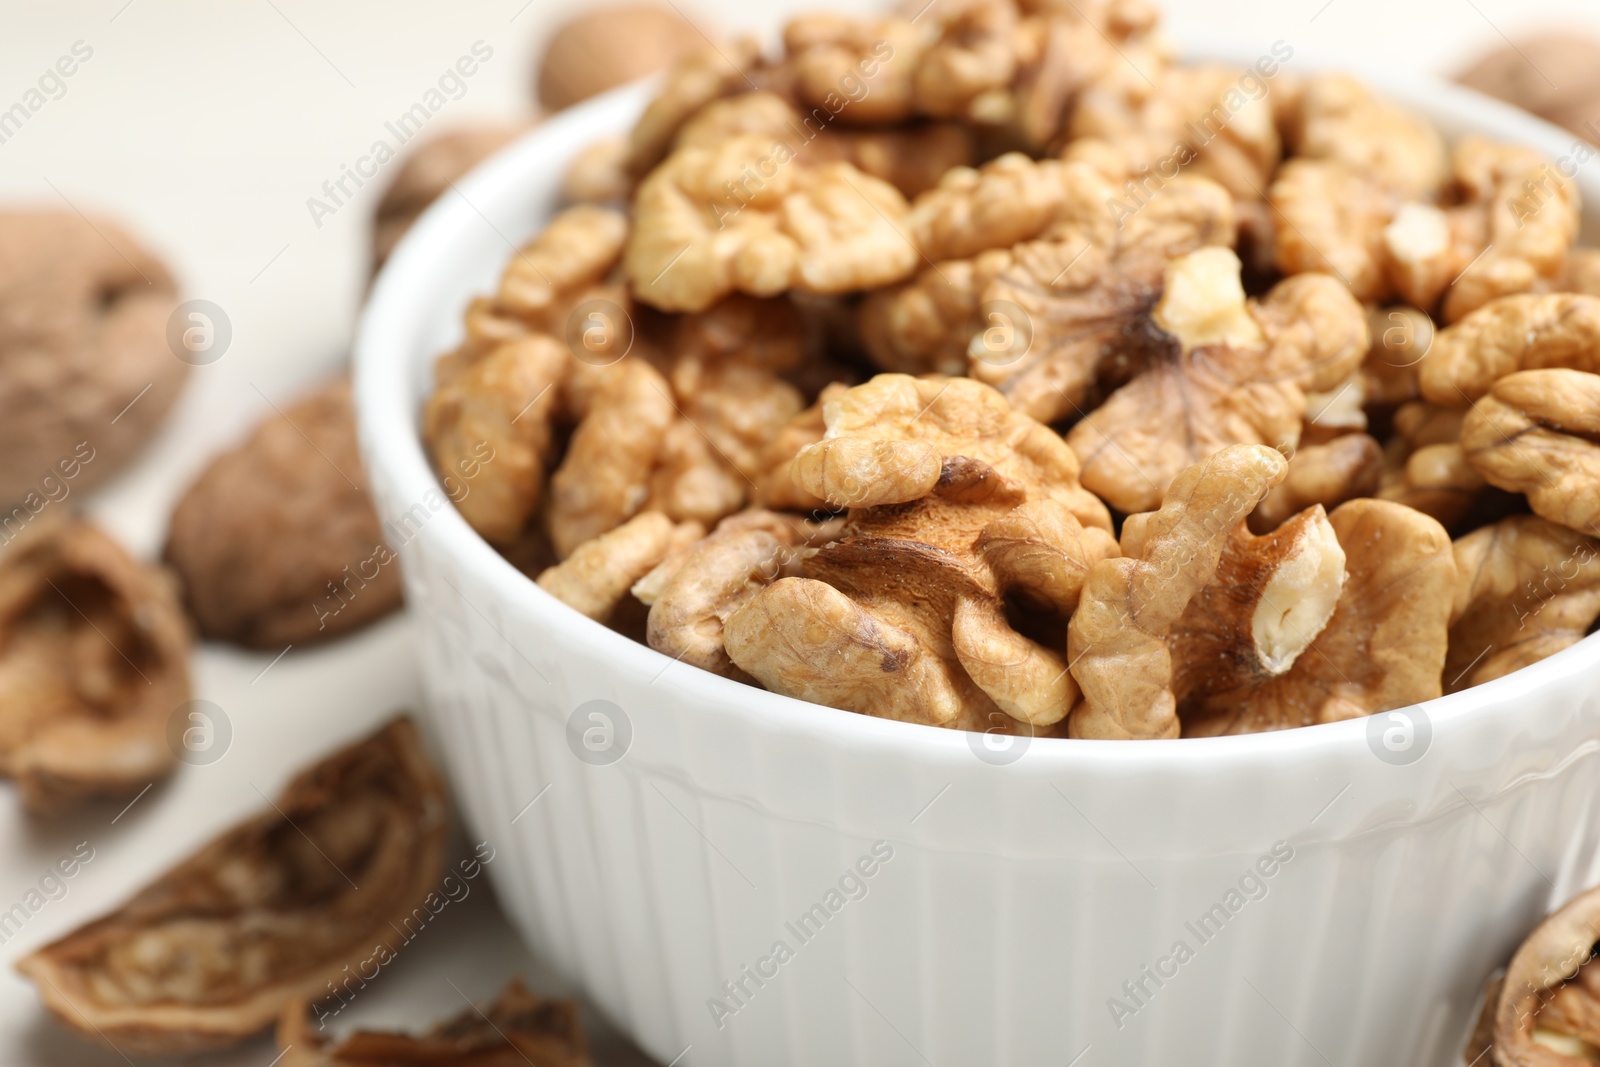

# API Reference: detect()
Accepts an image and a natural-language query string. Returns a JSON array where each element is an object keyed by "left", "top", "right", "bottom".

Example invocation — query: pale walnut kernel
[
  {"left": 783, "top": 15, "right": 927, "bottom": 126},
  {"left": 1563, "top": 247, "right": 1600, "bottom": 298},
  {"left": 643, "top": 517, "right": 803, "bottom": 679},
  {"left": 1269, "top": 159, "right": 1396, "bottom": 303},
  {"left": 1384, "top": 137, "right": 1580, "bottom": 322},
  {"left": 1066, "top": 247, "right": 1368, "bottom": 514},
  {"left": 1448, "top": 516, "right": 1600, "bottom": 692},
  {"left": 1360, "top": 304, "right": 1434, "bottom": 407},
  {"left": 1280, "top": 73, "right": 1448, "bottom": 200},
  {"left": 1420, "top": 293, "right": 1600, "bottom": 407},
  {"left": 495, "top": 205, "right": 629, "bottom": 331},
  {"left": 791, "top": 373, "right": 1110, "bottom": 531},
  {"left": 1066, "top": 444, "right": 1288, "bottom": 740},
  {"left": 1462, "top": 369, "right": 1600, "bottom": 538},
  {"left": 562, "top": 137, "right": 633, "bottom": 204},
  {"left": 970, "top": 172, "right": 1237, "bottom": 424},
  {"left": 1182, "top": 499, "right": 1455, "bottom": 735},
  {"left": 726, "top": 469, "right": 1082, "bottom": 730},
  {"left": 537, "top": 511, "right": 701, "bottom": 622},
  {"left": 626, "top": 37, "right": 763, "bottom": 177},
  {"left": 753, "top": 382, "right": 847, "bottom": 512},
  {"left": 625, "top": 136, "right": 917, "bottom": 312},
  {"left": 1249, "top": 434, "right": 1383, "bottom": 534},
  {"left": 423, "top": 335, "right": 567, "bottom": 546},
  {"left": 909, "top": 152, "right": 1079, "bottom": 262},
  {"left": 912, "top": 0, "right": 1018, "bottom": 120},
  {"left": 1068, "top": 64, "right": 1282, "bottom": 202},
  {"left": 546, "top": 359, "right": 676, "bottom": 558}
]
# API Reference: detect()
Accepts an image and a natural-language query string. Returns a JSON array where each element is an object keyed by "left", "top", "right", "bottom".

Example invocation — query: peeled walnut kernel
[
  {"left": 1462, "top": 369, "right": 1600, "bottom": 537},
  {"left": 1421, "top": 293, "right": 1600, "bottom": 407},
  {"left": 626, "top": 36, "right": 763, "bottom": 176},
  {"left": 537, "top": 511, "right": 701, "bottom": 622},
  {"left": 1447, "top": 516, "right": 1600, "bottom": 692},
  {"left": 495, "top": 204, "right": 630, "bottom": 331},
  {"left": 1385, "top": 137, "right": 1580, "bottom": 322},
  {"left": 1250, "top": 434, "right": 1383, "bottom": 534},
  {"left": 1066, "top": 247, "right": 1368, "bottom": 513},
  {"left": 0, "top": 518, "right": 188, "bottom": 813},
  {"left": 537, "top": 3, "right": 705, "bottom": 112},
  {"left": 424, "top": 335, "right": 567, "bottom": 545},
  {"left": 783, "top": 14, "right": 925, "bottom": 126},
  {"left": 1182, "top": 498, "right": 1455, "bottom": 735},
  {"left": 910, "top": 153, "right": 1079, "bottom": 263},
  {"left": 643, "top": 516, "right": 802, "bottom": 679},
  {"left": 791, "top": 374, "right": 1109, "bottom": 530},
  {"left": 625, "top": 135, "right": 918, "bottom": 312},
  {"left": 1361, "top": 304, "right": 1433, "bottom": 407},
  {"left": 166, "top": 378, "right": 403, "bottom": 647},
  {"left": 1280, "top": 73, "right": 1447, "bottom": 200},
  {"left": 19, "top": 718, "right": 445, "bottom": 1054},
  {"left": 1067, "top": 444, "right": 1288, "bottom": 740},
  {"left": 547, "top": 359, "right": 677, "bottom": 558},
  {"left": 1269, "top": 159, "right": 1396, "bottom": 303}
]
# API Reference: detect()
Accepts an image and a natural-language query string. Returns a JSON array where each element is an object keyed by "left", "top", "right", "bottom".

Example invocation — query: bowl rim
[{"left": 354, "top": 46, "right": 1600, "bottom": 773}]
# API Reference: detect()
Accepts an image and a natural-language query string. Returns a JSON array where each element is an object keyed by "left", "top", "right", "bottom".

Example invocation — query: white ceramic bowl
[{"left": 354, "top": 55, "right": 1600, "bottom": 1067}]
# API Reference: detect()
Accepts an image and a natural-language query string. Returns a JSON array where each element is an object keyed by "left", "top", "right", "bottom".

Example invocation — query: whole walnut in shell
[
  {"left": 1457, "top": 33, "right": 1600, "bottom": 137},
  {"left": 19, "top": 717, "right": 445, "bottom": 1055},
  {"left": 0, "top": 517, "right": 189, "bottom": 812},
  {"left": 0, "top": 212, "right": 186, "bottom": 507},
  {"left": 537, "top": 3, "right": 706, "bottom": 112},
  {"left": 165, "top": 378, "right": 402, "bottom": 648}
]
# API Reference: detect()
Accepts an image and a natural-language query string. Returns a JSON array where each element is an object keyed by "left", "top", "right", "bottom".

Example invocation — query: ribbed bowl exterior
[{"left": 356, "top": 62, "right": 1600, "bottom": 1067}]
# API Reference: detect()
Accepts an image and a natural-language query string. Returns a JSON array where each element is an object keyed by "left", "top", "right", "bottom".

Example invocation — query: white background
[{"left": 1, "top": 0, "right": 1598, "bottom": 1063}]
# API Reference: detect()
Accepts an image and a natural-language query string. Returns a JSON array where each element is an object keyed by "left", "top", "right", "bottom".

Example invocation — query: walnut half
[
  {"left": 0, "top": 517, "right": 189, "bottom": 812},
  {"left": 18, "top": 718, "right": 446, "bottom": 1054}
]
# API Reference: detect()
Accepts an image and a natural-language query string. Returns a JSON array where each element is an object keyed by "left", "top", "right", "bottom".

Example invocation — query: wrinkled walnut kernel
[
  {"left": 1448, "top": 516, "right": 1600, "bottom": 692},
  {"left": 1461, "top": 369, "right": 1600, "bottom": 538}
]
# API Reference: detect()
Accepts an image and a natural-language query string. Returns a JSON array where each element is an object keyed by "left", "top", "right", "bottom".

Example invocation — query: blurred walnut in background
[
  {"left": 537, "top": 2, "right": 706, "bottom": 112},
  {"left": 1457, "top": 32, "right": 1600, "bottom": 137}
]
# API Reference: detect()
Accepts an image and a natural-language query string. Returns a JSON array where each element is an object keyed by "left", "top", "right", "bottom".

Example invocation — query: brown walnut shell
[
  {"left": 277, "top": 978, "right": 593, "bottom": 1067},
  {"left": 164, "top": 377, "right": 402, "bottom": 648},
  {"left": 18, "top": 716, "right": 447, "bottom": 1055},
  {"left": 0, "top": 516, "right": 189, "bottom": 812},
  {"left": 0, "top": 211, "right": 186, "bottom": 507}
]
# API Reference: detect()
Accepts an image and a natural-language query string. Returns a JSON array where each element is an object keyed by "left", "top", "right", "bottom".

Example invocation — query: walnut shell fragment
[
  {"left": 278, "top": 978, "right": 592, "bottom": 1067},
  {"left": 1447, "top": 516, "right": 1600, "bottom": 692},
  {"left": 1483, "top": 882, "right": 1600, "bottom": 1066},
  {"left": 18, "top": 717, "right": 446, "bottom": 1055},
  {"left": 0, "top": 517, "right": 188, "bottom": 812},
  {"left": 165, "top": 378, "right": 402, "bottom": 648},
  {"left": 0, "top": 211, "right": 186, "bottom": 507}
]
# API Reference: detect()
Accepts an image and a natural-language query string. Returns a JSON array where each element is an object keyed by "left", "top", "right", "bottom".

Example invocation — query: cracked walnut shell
[
  {"left": 278, "top": 978, "right": 593, "bottom": 1067},
  {"left": 166, "top": 378, "right": 403, "bottom": 647},
  {"left": 18, "top": 717, "right": 446, "bottom": 1055},
  {"left": 1480, "top": 882, "right": 1600, "bottom": 1066},
  {"left": 0, "top": 517, "right": 188, "bottom": 813}
]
